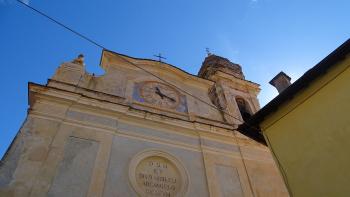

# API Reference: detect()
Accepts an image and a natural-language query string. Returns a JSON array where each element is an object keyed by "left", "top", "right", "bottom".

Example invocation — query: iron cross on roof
[
  {"left": 154, "top": 53, "right": 166, "bottom": 62},
  {"left": 206, "top": 47, "right": 212, "bottom": 56}
]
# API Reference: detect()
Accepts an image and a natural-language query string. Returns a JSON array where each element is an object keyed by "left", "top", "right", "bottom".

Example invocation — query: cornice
[
  {"left": 29, "top": 82, "right": 264, "bottom": 147},
  {"left": 211, "top": 71, "right": 261, "bottom": 93},
  {"left": 29, "top": 83, "right": 233, "bottom": 131}
]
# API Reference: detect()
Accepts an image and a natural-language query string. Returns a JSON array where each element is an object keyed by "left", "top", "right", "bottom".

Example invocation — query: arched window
[{"left": 235, "top": 97, "right": 252, "bottom": 122}]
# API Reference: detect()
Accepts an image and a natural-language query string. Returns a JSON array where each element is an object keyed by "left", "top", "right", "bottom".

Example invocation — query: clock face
[{"left": 140, "top": 81, "right": 180, "bottom": 109}]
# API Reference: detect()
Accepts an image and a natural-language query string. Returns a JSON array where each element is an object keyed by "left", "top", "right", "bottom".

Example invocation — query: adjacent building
[{"left": 239, "top": 39, "right": 350, "bottom": 196}]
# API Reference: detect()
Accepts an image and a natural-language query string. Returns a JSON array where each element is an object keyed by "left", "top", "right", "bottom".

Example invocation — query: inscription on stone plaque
[
  {"left": 136, "top": 156, "right": 180, "bottom": 196},
  {"left": 129, "top": 150, "right": 188, "bottom": 197}
]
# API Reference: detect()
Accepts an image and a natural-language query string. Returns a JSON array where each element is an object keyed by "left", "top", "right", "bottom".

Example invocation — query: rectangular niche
[
  {"left": 48, "top": 136, "right": 99, "bottom": 197},
  {"left": 215, "top": 165, "right": 244, "bottom": 197}
]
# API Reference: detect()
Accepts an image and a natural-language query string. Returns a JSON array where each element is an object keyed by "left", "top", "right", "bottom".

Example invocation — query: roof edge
[
  {"left": 100, "top": 49, "right": 215, "bottom": 84},
  {"left": 242, "top": 39, "right": 350, "bottom": 128}
]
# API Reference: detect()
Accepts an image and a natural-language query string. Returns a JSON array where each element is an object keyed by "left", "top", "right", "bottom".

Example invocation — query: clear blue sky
[{"left": 0, "top": 0, "right": 349, "bottom": 158}]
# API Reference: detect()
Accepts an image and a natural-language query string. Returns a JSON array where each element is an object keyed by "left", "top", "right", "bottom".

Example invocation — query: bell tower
[{"left": 198, "top": 54, "right": 260, "bottom": 125}]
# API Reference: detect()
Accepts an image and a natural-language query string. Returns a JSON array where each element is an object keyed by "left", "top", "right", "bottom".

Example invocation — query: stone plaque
[{"left": 129, "top": 150, "right": 188, "bottom": 197}]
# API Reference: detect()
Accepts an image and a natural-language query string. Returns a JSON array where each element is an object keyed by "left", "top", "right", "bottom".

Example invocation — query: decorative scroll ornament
[{"left": 209, "top": 84, "right": 228, "bottom": 110}]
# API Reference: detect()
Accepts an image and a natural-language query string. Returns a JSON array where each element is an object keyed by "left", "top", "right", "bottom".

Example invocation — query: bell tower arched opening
[{"left": 236, "top": 97, "right": 252, "bottom": 122}]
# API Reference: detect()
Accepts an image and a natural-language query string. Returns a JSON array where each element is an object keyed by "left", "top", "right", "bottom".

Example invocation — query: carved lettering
[{"left": 134, "top": 156, "right": 182, "bottom": 197}]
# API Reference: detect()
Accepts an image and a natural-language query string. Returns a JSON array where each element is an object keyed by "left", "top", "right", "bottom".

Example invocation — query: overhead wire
[
  {"left": 15, "top": 0, "right": 266, "bottom": 143},
  {"left": 113, "top": 54, "right": 243, "bottom": 122},
  {"left": 16, "top": 0, "right": 245, "bottom": 123},
  {"left": 14, "top": 2, "right": 265, "bottom": 189},
  {"left": 16, "top": 0, "right": 105, "bottom": 49}
]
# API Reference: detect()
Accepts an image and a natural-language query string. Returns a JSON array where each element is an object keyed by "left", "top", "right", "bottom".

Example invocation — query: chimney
[{"left": 269, "top": 71, "right": 291, "bottom": 93}]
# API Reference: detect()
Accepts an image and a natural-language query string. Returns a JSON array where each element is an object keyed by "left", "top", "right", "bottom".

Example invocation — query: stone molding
[{"left": 29, "top": 82, "right": 267, "bottom": 148}]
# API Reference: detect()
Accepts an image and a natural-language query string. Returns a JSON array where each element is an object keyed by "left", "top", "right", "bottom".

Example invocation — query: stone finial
[
  {"left": 71, "top": 54, "right": 85, "bottom": 65},
  {"left": 269, "top": 71, "right": 291, "bottom": 93}
]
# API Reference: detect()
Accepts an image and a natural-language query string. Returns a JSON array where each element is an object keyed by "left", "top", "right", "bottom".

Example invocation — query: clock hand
[
  {"left": 163, "top": 95, "right": 176, "bottom": 102},
  {"left": 155, "top": 87, "right": 176, "bottom": 102},
  {"left": 155, "top": 87, "right": 164, "bottom": 99}
]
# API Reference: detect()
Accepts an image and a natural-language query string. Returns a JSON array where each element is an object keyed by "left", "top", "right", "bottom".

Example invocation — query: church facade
[{"left": 0, "top": 50, "right": 288, "bottom": 197}]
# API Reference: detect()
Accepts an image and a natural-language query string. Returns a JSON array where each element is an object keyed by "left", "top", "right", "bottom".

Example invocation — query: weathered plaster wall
[
  {"left": 0, "top": 52, "right": 288, "bottom": 197},
  {"left": 49, "top": 51, "right": 263, "bottom": 128},
  {"left": 48, "top": 137, "right": 99, "bottom": 197}
]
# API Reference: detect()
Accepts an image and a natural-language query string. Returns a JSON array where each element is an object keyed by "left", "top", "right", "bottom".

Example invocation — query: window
[{"left": 235, "top": 97, "right": 251, "bottom": 122}]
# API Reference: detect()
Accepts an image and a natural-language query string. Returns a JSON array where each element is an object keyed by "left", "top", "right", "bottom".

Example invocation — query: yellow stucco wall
[{"left": 261, "top": 57, "right": 350, "bottom": 197}]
